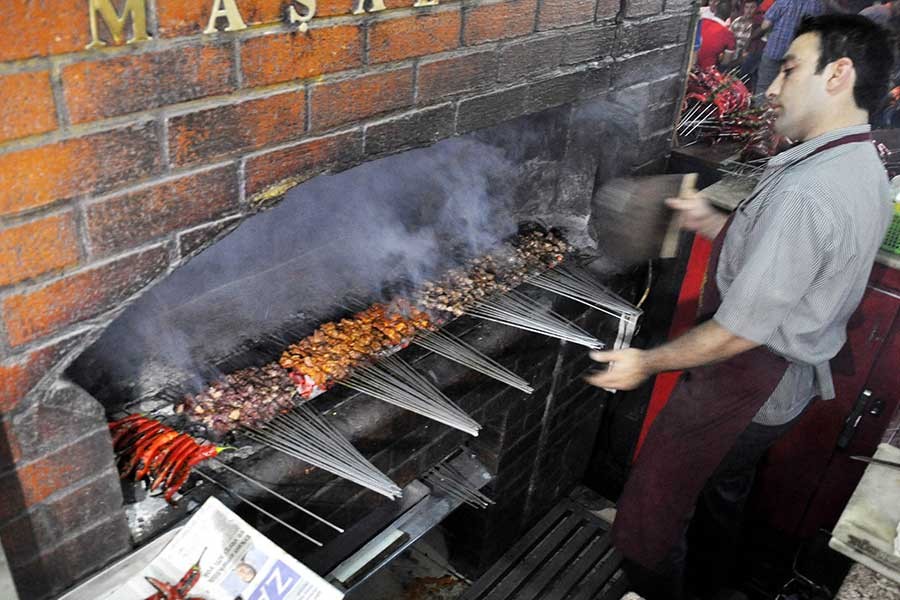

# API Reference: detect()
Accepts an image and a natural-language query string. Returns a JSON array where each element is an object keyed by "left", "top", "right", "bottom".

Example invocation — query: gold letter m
[{"left": 87, "top": 0, "right": 150, "bottom": 49}]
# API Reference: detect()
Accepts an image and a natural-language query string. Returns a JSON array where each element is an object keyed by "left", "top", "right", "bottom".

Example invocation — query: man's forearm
[
  {"left": 643, "top": 319, "right": 759, "bottom": 374},
  {"left": 698, "top": 209, "right": 730, "bottom": 240},
  {"left": 585, "top": 319, "right": 761, "bottom": 391}
]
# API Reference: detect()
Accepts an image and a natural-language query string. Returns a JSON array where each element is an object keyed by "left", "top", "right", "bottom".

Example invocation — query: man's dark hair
[
  {"left": 714, "top": 0, "right": 732, "bottom": 20},
  {"left": 795, "top": 14, "right": 895, "bottom": 115}
]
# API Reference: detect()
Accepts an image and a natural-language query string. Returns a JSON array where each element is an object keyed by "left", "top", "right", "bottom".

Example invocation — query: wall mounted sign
[{"left": 88, "top": 0, "right": 443, "bottom": 48}]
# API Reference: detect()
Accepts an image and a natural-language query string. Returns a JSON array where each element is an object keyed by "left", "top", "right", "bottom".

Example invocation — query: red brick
[
  {"left": 310, "top": 68, "right": 413, "bottom": 132},
  {"left": 0, "top": 213, "right": 79, "bottom": 287},
  {"left": 0, "top": 71, "right": 58, "bottom": 142},
  {"left": 0, "top": 431, "right": 116, "bottom": 521},
  {"left": 167, "top": 90, "right": 306, "bottom": 167},
  {"left": 537, "top": 0, "right": 597, "bottom": 29},
  {"left": 241, "top": 26, "right": 363, "bottom": 88},
  {"left": 418, "top": 50, "right": 499, "bottom": 103},
  {"left": 464, "top": 0, "right": 537, "bottom": 45},
  {"left": 369, "top": 9, "right": 461, "bottom": 64},
  {"left": 0, "top": 335, "right": 88, "bottom": 415},
  {"left": 245, "top": 130, "right": 363, "bottom": 198},
  {"left": 158, "top": 0, "right": 282, "bottom": 38},
  {"left": 62, "top": 44, "right": 235, "bottom": 124},
  {"left": 0, "top": 123, "right": 162, "bottom": 217},
  {"left": 3, "top": 245, "right": 169, "bottom": 347},
  {"left": 0, "top": 2, "right": 90, "bottom": 61},
  {"left": 0, "top": 350, "right": 51, "bottom": 413},
  {"left": 0, "top": 471, "right": 123, "bottom": 562},
  {"left": 87, "top": 165, "right": 240, "bottom": 256},
  {"left": 318, "top": 0, "right": 357, "bottom": 16}
]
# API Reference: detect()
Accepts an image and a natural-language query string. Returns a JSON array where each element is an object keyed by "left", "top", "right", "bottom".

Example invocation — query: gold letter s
[{"left": 288, "top": 0, "right": 317, "bottom": 32}]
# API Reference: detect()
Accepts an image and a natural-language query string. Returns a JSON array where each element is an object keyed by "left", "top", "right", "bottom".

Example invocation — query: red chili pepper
[
  {"left": 111, "top": 416, "right": 153, "bottom": 447},
  {"left": 152, "top": 437, "right": 199, "bottom": 492},
  {"left": 146, "top": 432, "right": 191, "bottom": 477},
  {"left": 120, "top": 425, "right": 175, "bottom": 479},
  {"left": 115, "top": 420, "right": 165, "bottom": 453},
  {"left": 164, "top": 446, "right": 232, "bottom": 504},
  {"left": 135, "top": 430, "right": 180, "bottom": 481},
  {"left": 108, "top": 413, "right": 145, "bottom": 430},
  {"left": 175, "top": 549, "right": 206, "bottom": 595},
  {"left": 144, "top": 576, "right": 180, "bottom": 600}
]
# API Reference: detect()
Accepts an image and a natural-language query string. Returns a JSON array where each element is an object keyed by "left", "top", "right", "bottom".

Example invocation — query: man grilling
[{"left": 586, "top": 15, "right": 895, "bottom": 600}]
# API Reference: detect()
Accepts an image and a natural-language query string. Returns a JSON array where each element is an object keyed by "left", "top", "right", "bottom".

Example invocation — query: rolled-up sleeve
[{"left": 714, "top": 190, "right": 835, "bottom": 345}]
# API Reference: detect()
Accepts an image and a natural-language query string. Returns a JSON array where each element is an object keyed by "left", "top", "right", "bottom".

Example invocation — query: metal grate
[{"left": 462, "top": 500, "right": 626, "bottom": 600}]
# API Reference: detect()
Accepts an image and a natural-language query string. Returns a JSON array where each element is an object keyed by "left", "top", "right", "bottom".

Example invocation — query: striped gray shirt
[{"left": 713, "top": 125, "right": 892, "bottom": 426}]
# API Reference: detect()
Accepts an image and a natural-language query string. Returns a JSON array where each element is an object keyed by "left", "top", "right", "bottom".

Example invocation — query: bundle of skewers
[
  {"left": 677, "top": 66, "right": 774, "bottom": 150},
  {"left": 423, "top": 462, "right": 494, "bottom": 509}
]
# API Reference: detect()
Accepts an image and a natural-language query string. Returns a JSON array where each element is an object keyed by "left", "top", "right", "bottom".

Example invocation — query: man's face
[
  {"left": 744, "top": 1, "right": 757, "bottom": 17},
  {"left": 766, "top": 33, "right": 829, "bottom": 140}
]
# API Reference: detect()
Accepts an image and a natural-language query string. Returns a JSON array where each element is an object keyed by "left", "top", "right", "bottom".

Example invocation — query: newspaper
[{"left": 104, "top": 497, "right": 343, "bottom": 600}]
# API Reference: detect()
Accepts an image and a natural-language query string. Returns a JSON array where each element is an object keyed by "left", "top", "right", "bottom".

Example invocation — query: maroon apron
[{"left": 611, "top": 132, "right": 873, "bottom": 570}]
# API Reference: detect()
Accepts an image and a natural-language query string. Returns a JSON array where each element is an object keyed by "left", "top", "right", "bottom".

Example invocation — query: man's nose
[{"left": 766, "top": 72, "right": 783, "bottom": 102}]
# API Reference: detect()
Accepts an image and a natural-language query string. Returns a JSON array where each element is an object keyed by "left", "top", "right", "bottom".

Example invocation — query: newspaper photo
[{"left": 102, "top": 497, "right": 343, "bottom": 600}]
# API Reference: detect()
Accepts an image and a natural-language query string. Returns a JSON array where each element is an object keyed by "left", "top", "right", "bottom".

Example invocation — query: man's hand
[
  {"left": 584, "top": 348, "right": 653, "bottom": 391},
  {"left": 665, "top": 189, "right": 728, "bottom": 241}
]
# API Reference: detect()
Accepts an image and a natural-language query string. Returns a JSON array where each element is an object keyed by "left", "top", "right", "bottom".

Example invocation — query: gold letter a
[{"left": 204, "top": 0, "right": 248, "bottom": 34}]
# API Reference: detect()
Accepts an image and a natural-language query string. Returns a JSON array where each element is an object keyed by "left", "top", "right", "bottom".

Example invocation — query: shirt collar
[
  {"left": 769, "top": 124, "right": 872, "bottom": 167},
  {"left": 701, "top": 13, "right": 729, "bottom": 27}
]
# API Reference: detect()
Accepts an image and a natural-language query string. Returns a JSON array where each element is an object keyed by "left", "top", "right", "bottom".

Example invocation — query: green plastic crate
[{"left": 882, "top": 206, "right": 900, "bottom": 255}]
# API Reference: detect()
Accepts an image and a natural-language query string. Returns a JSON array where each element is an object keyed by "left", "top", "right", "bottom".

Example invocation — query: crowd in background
[{"left": 695, "top": 0, "right": 899, "bottom": 97}]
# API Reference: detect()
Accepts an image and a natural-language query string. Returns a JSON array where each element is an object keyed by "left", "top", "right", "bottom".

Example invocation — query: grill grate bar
[{"left": 462, "top": 500, "right": 623, "bottom": 600}]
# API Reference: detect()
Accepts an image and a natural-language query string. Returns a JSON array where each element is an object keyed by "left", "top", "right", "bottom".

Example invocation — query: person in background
[
  {"left": 754, "top": 0, "right": 826, "bottom": 96},
  {"left": 698, "top": 0, "right": 738, "bottom": 69},
  {"left": 738, "top": 0, "right": 766, "bottom": 86},
  {"left": 589, "top": 13, "right": 894, "bottom": 600},
  {"left": 732, "top": 1, "right": 759, "bottom": 63},
  {"left": 860, "top": 0, "right": 899, "bottom": 25}
]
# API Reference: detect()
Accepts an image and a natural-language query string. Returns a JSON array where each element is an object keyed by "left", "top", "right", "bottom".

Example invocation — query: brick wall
[{"left": 0, "top": 0, "right": 694, "bottom": 597}]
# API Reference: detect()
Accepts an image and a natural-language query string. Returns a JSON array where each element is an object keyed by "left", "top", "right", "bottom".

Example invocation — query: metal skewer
[
  {"left": 413, "top": 330, "right": 533, "bottom": 393},
  {"left": 465, "top": 289, "right": 604, "bottom": 349},
  {"left": 245, "top": 405, "right": 402, "bottom": 499},
  {"left": 423, "top": 463, "right": 494, "bottom": 509},
  {"left": 245, "top": 427, "right": 399, "bottom": 497},
  {"left": 342, "top": 355, "right": 481, "bottom": 436},
  {"left": 194, "top": 470, "right": 324, "bottom": 546},
  {"left": 528, "top": 265, "right": 641, "bottom": 324},
  {"left": 210, "top": 459, "right": 343, "bottom": 532}
]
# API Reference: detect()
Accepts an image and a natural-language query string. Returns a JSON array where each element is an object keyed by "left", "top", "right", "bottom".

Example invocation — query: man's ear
[{"left": 826, "top": 57, "right": 856, "bottom": 95}]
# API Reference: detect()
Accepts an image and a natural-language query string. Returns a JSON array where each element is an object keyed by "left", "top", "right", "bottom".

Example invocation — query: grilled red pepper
[
  {"left": 108, "top": 413, "right": 145, "bottom": 430},
  {"left": 115, "top": 419, "right": 165, "bottom": 453},
  {"left": 143, "top": 432, "right": 191, "bottom": 481},
  {"left": 111, "top": 415, "right": 153, "bottom": 447},
  {"left": 152, "top": 436, "right": 198, "bottom": 492},
  {"left": 121, "top": 427, "right": 171, "bottom": 479},
  {"left": 164, "top": 445, "right": 231, "bottom": 504},
  {"left": 134, "top": 430, "right": 180, "bottom": 481}
]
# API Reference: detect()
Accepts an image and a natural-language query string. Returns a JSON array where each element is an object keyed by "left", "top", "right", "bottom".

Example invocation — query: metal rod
[
  {"left": 194, "top": 470, "right": 324, "bottom": 547},
  {"left": 210, "top": 460, "right": 344, "bottom": 532},
  {"left": 413, "top": 330, "right": 533, "bottom": 393}
]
